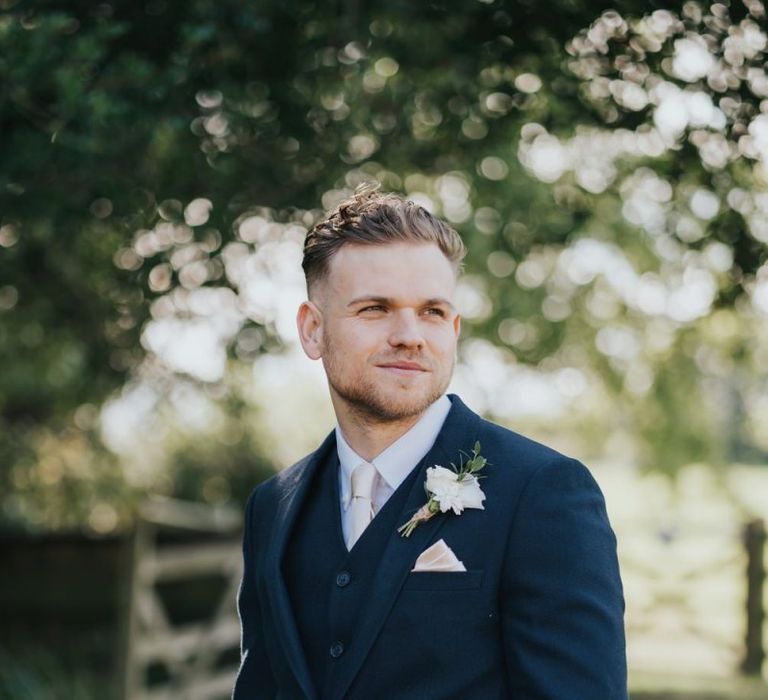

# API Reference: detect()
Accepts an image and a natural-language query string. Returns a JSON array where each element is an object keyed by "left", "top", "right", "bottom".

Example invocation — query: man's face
[{"left": 298, "top": 242, "right": 461, "bottom": 423}]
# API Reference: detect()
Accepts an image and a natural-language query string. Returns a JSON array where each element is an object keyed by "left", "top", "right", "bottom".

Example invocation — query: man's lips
[{"left": 376, "top": 361, "right": 429, "bottom": 372}]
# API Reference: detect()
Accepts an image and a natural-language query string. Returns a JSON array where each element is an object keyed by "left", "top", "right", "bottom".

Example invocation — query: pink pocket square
[{"left": 411, "top": 538, "right": 466, "bottom": 572}]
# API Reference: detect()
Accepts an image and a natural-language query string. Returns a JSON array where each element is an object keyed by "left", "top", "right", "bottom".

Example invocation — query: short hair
[{"left": 302, "top": 184, "right": 466, "bottom": 294}]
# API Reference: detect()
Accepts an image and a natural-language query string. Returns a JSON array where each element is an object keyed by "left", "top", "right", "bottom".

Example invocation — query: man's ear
[
  {"left": 297, "top": 300, "right": 323, "bottom": 360},
  {"left": 453, "top": 313, "right": 461, "bottom": 339}
]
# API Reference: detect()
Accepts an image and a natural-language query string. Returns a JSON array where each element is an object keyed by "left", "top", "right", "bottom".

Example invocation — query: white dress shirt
[{"left": 336, "top": 395, "right": 452, "bottom": 548}]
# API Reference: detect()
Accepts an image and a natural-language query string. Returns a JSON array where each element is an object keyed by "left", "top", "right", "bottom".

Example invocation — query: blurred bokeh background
[{"left": 1, "top": 0, "right": 767, "bottom": 698}]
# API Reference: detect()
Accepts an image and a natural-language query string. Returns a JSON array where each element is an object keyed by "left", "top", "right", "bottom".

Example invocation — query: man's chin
[
  {"left": 335, "top": 385, "right": 443, "bottom": 423},
  {"left": 374, "top": 398, "right": 433, "bottom": 422}
]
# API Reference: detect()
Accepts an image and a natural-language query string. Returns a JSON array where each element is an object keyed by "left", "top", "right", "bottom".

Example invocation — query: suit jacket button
[
  {"left": 336, "top": 571, "right": 351, "bottom": 587},
  {"left": 330, "top": 641, "right": 345, "bottom": 658}
]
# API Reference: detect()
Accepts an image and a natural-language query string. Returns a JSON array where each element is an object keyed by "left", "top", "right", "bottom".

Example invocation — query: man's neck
[{"left": 333, "top": 402, "right": 425, "bottom": 462}]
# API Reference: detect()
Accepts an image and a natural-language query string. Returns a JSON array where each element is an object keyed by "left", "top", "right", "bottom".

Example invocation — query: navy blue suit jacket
[{"left": 234, "top": 395, "right": 627, "bottom": 699}]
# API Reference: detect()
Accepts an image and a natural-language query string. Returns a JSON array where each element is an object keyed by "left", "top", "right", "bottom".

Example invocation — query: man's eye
[
  {"left": 425, "top": 307, "right": 446, "bottom": 317},
  {"left": 361, "top": 305, "right": 386, "bottom": 313}
]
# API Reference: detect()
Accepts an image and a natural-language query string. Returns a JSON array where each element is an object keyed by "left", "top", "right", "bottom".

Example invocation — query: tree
[{"left": 4, "top": 0, "right": 765, "bottom": 529}]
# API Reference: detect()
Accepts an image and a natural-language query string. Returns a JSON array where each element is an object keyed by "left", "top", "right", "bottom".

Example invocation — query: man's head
[
  {"left": 302, "top": 186, "right": 466, "bottom": 298},
  {"left": 297, "top": 186, "right": 466, "bottom": 425}
]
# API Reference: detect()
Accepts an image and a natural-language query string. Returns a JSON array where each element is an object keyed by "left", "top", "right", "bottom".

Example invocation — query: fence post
[{"left": 741, "top": 518, "right": 766, "bottom": 676}]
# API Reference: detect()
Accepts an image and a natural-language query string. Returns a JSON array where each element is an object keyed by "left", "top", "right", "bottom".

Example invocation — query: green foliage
[
  {"left": 454, "top": 441, "right": 488, "bottom": 479},
  {"left": 0, "top": 0, "right": 661, "bottom": 428},
  {"left": 0, "top": 644, "right": 112, "bottom": 700},
  {"left": 2, "top": 0, "right": 767, "bottom": 530}
]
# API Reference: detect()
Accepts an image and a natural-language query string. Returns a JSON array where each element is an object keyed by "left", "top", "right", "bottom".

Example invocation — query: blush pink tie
[{"left": 347, "top": 462, "right": 377, "bottom": 549}]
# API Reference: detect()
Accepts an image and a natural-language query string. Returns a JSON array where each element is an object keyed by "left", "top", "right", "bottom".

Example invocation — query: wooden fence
[
  {"left": 622, "top": 514, "right": 767, "bottom": 688},
  {"left": 118, "top": 498, "right": 243, "bottom": 700},
  {"left": 115, "top": 501, "right": 767, "bottom": 698}
]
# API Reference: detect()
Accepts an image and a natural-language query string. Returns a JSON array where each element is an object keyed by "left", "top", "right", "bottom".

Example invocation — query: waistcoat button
[
  {"left": 330, "top": 641, "right": 345, "bottom": 658},
  {"left": 336, "top": 571, "right": 351, "bottom": 587}
]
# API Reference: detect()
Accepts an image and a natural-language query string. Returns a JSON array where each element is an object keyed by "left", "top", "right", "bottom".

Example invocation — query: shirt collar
[{"left": 336, "top": 395, "right": 452, "bottom": 506}]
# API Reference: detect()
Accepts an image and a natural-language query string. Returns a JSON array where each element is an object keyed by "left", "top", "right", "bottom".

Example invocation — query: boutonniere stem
[{"left": 398, "top": 441, "right": 488, "bottom": 538}]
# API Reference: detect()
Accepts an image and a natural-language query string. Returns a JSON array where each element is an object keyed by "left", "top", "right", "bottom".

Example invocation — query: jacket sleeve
[
  {"left": 501, "top": 457, "right": 628, "bottom": 698},
  {"left": 232, "top": 488, "right": 277, "bottom": 699}
]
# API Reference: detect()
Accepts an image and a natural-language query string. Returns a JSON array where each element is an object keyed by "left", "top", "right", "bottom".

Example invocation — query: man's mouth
[
  {"left": 380, "top": 361, "right": 425, "bottom": 369},
  {"left": 376, "top": 361, "right": 429, "bottom": 375}
]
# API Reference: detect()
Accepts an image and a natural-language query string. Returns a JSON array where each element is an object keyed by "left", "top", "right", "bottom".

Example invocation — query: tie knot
[{"left": 351, "top": 462, "right": 377, "bottom": 500}]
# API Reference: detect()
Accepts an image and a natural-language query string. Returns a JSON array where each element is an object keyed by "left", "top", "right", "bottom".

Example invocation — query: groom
[{"left": 233, "top": 188, "right": 627, "bottom": 699}]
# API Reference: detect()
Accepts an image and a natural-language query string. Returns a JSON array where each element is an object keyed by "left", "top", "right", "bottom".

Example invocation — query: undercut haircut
[{"left": 302, "top": 184, "right": 467, "bottom": 295}]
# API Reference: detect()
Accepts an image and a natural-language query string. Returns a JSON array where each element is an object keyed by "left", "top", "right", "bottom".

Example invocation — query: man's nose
[{"left": 387, "top": 310, "right": 424, "bottom": 349}]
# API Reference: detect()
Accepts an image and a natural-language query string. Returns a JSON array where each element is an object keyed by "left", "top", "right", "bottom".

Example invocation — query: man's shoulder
[
  {"left": 246, "top": 430, "right": 335, "bottom": 506},
  {"left": 465, "top": 412, "right": 604, "bottom": 515},
  {"left": 247, "top": 455, "right": 309, "bottom": 507},
  {"left": 440, "top": 394, "right": 588, "bottom": 482},
  {"left": 470, "top": 408, "right": 586, "bottom": 483},
  {"left": 476, "top": 414, "right": 565, "bottom": 460},
  {"left": 252, "top": 453, "right": 309, "bottom": 494}
]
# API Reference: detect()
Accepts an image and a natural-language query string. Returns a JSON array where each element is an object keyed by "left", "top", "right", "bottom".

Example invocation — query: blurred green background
[{"left": 1, "top": 0, "right": 767, "bottom": 697}]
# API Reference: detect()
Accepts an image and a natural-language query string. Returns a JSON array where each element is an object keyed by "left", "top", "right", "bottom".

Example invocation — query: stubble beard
[
  {"left": 322, "top": 346, "right": 453, "bottom": 425},
  {"left": 328, "top": 370, "right": 449, "bottom": 424}
]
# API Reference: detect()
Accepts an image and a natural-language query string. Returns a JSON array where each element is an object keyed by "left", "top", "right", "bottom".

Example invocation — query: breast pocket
[{"left": 402, "top": 569, "right": 484, "bottom": 591}]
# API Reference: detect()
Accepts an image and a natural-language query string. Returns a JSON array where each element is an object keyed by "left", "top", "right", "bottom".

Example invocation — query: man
[{"left": 233, "top": 187, "right": 627, "bottom": 699}]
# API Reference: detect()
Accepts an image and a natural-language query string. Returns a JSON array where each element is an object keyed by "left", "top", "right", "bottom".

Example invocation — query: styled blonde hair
[{"left": 302, "top": 184, "right": 466, "bottom": 294}]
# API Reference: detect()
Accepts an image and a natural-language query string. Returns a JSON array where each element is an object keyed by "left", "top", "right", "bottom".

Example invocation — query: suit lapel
[
  {"left": 264, "top": 431, "right": 337, "bottom": 700},
  {"left": 332, "top": 395, "right": 481, "bottom": 699}
]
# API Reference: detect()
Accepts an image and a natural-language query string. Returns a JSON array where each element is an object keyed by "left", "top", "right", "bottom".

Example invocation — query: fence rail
[
  {"left": 620, "top": 514, "right": 766, "bottom": 681},
  {"left": 119, "top": 497, "right": 243, "bottom": 700}
]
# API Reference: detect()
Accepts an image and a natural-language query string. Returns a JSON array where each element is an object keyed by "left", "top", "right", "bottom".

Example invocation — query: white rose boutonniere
[{"left": 398, "top": 441, "right": 488, "bottom": 537}]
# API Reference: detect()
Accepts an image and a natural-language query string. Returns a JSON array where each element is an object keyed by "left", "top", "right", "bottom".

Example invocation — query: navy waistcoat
[{"left": 283, "top": 449, "right": 421, "bottom": 699}]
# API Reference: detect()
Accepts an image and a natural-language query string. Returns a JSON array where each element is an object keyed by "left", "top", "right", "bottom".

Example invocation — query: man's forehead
[
  {"left": 309, "top": 241, "right": 458, "bottom": 305},
  {"left": 332, "top": 246, "right": 453, "bottom": 283},
  {"left": 329, "top": 241, "right": 456, "bottom": 274}
]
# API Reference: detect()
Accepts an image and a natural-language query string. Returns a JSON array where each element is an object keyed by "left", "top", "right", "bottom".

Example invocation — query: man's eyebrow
[
  {"left": 347, "top": 296, "right": 455, "bottom": 311},
  {"left": 423, "top": 297, "right": 455, "bottom": 310},
  {"left": 347, "top": 296, "right": 391, "bottom": 308}
]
